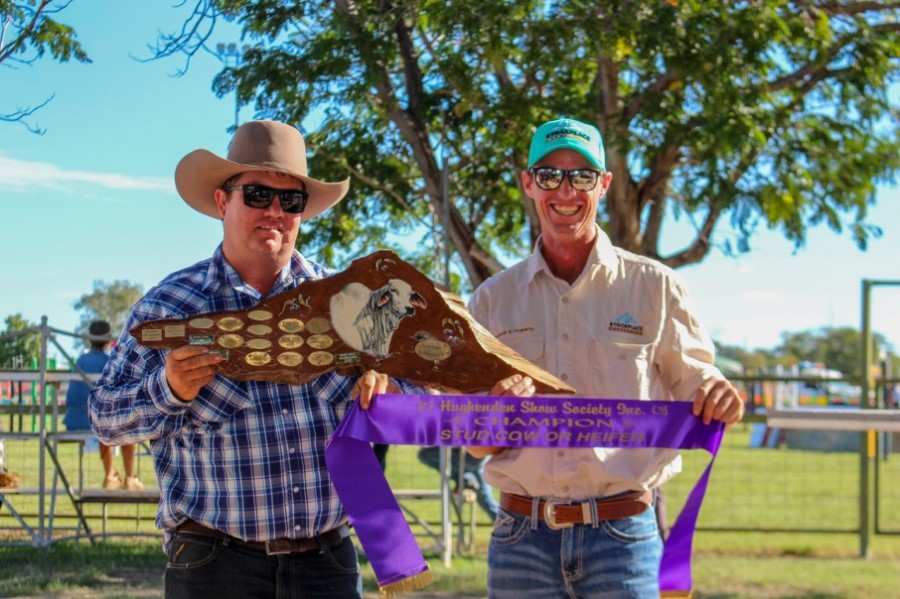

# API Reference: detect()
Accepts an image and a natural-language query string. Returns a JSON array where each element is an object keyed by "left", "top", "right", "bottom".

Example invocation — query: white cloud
[{"left": 0, "top": 156, "right": 171, "bottom": 192}]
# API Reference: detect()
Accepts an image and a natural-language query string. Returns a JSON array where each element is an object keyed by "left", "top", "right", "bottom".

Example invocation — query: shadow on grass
[{"left": 0, "top": 541, "right": 166, "bottom": 597}]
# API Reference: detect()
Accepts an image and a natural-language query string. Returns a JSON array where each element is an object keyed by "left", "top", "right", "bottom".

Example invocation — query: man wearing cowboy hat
[
  {"left": 89, "top": 120, "right": 533, "bottom": 598},
  {"left": 65, "top": 319, "right": 144, "bottom": 491}
]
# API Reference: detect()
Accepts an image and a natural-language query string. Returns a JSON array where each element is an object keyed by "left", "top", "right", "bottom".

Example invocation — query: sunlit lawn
[{"left": 2, "top": 423, "right": 900, "bottom": 597}]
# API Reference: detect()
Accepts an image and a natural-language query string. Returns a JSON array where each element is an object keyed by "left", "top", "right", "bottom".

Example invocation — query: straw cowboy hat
[{"left": 175, "top": 120, "right": 350, "bottom": 221}]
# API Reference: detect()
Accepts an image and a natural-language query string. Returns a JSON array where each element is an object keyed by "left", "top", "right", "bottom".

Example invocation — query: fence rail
[{"left": 2, "top": 317, "right": 899, "bottom": 558}]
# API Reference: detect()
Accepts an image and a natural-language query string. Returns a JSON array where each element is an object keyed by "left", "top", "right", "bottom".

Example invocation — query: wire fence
[{"left": 3, "top": 371, "right": 899, "bottom": 551}]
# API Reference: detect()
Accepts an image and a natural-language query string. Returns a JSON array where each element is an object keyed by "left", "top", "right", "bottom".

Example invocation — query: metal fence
[
  {"left": 661, "top": 374, "right": 900, "bottom": 557},
  {"left": 2, "top": 322, "right": 899, "bottom": 556}
]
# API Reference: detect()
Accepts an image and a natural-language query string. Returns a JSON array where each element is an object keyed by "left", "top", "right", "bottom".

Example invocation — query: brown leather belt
[
  {"left": 176, "top": 519, "right": 349, "bottom": 556},
  {"left": 500, "top": 490, "right": 652, "bottom": 530}
]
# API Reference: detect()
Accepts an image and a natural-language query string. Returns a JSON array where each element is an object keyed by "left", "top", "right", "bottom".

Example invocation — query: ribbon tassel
[{"left": 379, "top": 569, "right": 434, "bottom": 598}]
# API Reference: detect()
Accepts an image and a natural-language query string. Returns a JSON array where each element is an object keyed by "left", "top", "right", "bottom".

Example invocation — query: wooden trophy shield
[{"left": 131, "top": 250, "right": 574, "bottom": 395}]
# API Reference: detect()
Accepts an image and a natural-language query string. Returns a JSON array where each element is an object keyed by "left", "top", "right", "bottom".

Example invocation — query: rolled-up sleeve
[
  {"left": 655, "top": 273, "right": 722, "bottom": 401},
  {"left": 89, "top": 307, "right": 192, "bottom": 445}
]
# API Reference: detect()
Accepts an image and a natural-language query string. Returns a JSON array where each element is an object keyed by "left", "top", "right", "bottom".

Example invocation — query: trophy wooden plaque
[{"left": 131, "top": 250, "right": 574, "bottom": 394}]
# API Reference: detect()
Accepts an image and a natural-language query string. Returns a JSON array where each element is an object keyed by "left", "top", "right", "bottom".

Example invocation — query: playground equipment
[
  {"left": 740, "top": 362, "right": 861, "bottom": 412},
  {"left": 785, "top": 362, "right": 862, "bottom": 407}
]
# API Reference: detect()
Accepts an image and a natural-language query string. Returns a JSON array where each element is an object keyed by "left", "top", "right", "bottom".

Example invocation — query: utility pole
[{"left": 215, "top": 42, "right": 245, "bottom": 130}]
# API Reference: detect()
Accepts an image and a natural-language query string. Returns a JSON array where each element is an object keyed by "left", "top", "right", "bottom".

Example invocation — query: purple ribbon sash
[{"left": 325, "top": 394, "right": 724, "bottom": 598}]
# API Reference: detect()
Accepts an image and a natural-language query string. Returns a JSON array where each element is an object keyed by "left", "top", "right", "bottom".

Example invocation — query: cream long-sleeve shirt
[{"left": 467, "top": 227, "right": 723, "bottom": 499}]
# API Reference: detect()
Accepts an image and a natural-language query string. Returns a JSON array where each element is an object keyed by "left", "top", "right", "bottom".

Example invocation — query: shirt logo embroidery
[
  {"left": 496, "top": 326, "right": 535, "bottom": 338},
  {"left": 609, "top": 313, "right": 644, "bottom": 336}
]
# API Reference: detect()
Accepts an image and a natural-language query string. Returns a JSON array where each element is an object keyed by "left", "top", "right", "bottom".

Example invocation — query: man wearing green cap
[{"left": 467, "top": 118, "right": 744, "bottom": 598}]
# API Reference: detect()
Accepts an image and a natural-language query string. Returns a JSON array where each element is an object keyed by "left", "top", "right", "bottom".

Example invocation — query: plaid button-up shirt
[{"left": 90, "top": 245, "right": 414, "bottom": 544}]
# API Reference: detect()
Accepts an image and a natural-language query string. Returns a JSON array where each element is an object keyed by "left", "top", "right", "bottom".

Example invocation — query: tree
[
  {"left": 0, "top": 313, "right": 41, "bottom": 369},
  {"left": 715, "top": 340, "right": 783, "bottom": 373},
  {"left": 72, "top": 280, "right": 144, "bottom": 349},
  {"left": 777, "top": 326, "right": 888, "bottom": 380},
  {"left": 0, "top": 0, "right": 90, "bottom": 132},
  {"left": 156, "top": 1, "right": 899, "bottom": 291}
]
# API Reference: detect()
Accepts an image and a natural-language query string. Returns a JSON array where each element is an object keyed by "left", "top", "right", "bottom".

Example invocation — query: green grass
[
  {"left": 1, "top": 530, "right": 898, "bottom": 598},
  {"left": 0, "top": 436, "right": 160, "bottom": 539},
  {"left": 3, "top": 423, "right": 900, "bottom": 597},
  {"left": 380, "top": 424, "right": 900, "bottom": 537},
  {"left": 0, "top": 541, "right": 167, "bottom": 597}
]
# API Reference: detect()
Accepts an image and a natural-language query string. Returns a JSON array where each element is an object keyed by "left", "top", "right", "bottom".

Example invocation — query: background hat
[
  {"left": 527, "top": 118, "right": 605, "bottom": 170},
  {"left": 88, "top": 320, "right": 111, "bottom": 337},
  {"left": 175, "top": 120, "right": 350, "bottom": 221}
]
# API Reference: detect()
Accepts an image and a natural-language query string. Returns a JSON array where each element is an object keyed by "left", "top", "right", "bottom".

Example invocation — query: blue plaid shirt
[{"left": 90, "top": 245, "right": 411, "bottom": 543}]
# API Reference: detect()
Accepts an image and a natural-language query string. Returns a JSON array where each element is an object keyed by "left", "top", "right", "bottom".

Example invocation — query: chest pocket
[
  {"left": 186, "top": 377, "right": 254, "bottom": 429},
  {"left": 590, "top": 339, "right": 651, "bottom": 399},
  {"left": 498, "top": 333, "right": 545, "bottom": 369}
]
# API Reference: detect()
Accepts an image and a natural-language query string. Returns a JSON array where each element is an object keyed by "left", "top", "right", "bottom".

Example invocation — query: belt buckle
[
  {"left": 265, "top": 539, "right": 294, "bottom": 555},
  {"left": 543, "top": 498, "right": 573, "bottom": 530}
]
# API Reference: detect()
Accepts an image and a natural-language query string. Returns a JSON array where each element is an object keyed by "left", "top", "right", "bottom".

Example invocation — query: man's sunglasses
[
  {"left": 224, "top": 184, "right": 309, "bottom": 214},
  {"left": 528, "top": 167, "right": 602, "bottom": 192}
]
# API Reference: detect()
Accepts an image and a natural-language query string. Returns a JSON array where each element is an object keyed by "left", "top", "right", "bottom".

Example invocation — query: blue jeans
[
  {"left": 164, "top": 530, "right": 362, "bottom": 598},
  {"left": 487, "top": 503, "right": 662, "bottom": 599}
]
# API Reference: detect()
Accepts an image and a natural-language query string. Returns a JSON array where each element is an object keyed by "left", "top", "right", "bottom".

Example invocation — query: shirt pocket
[
  {"left": 186, "top": 377, "right": 254, "bottom": 428},
  {"left": 589, "top": 339, "right": 651, "bottom": 399},
  {"left": 498, "top": 333, "right": 545, "bottom": 368}
]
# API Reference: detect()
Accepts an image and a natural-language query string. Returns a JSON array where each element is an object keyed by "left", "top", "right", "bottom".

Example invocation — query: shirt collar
[
  {"left": 523, "top": 225, "right": 618, "bottom": 284},
  {"left": 201, "top": 244, "right": 316, "bottom": 298}
]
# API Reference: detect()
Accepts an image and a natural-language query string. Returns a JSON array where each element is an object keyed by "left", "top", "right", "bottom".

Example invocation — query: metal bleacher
[{"left": 1, "top": 317, "right": 469, "bottom": 563}]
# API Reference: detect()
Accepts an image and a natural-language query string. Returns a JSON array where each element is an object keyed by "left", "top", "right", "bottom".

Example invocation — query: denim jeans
[
  {"left": 487, "top": 502, "right": 662, "bottom": 599},
  {"left": 164, "top": 530, "right": 362, "bottom": 598}
]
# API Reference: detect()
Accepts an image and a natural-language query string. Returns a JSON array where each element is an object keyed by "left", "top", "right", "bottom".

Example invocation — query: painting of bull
[{"left": 330, "top": 278, "right": 428, "bottom": 357}]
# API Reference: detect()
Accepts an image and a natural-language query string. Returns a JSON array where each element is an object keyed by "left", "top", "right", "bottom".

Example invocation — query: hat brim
[{"left": 175, "top": 149, "right": 350, "bottom": 221}]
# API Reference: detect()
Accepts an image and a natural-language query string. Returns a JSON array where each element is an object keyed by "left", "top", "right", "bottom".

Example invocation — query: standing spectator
[
  {"left": 65, "top": 320, "right": 143, "bottom": 490},
  {"left": 417, "top": 446, "right": 499, "bottom": 520}
]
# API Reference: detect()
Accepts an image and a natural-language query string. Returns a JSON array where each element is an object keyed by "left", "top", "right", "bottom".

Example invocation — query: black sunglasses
[
  {"left": 224, "top": 184, "right": 309, "bottom": 214},
  {"left": 528, "top": 167, "right": 602, "bottom": 191}
]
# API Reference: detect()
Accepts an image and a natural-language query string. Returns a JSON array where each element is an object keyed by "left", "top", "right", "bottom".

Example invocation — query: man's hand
[
  {"left": 489, "top": 374, "right": 536, "bottom": 398},
  {"left": 692, "top": 378, "right": 745, "bottom": 426},
  {"left": 353, "top": 370, "right": 401, "bottom": 410},
  {"left": 468, "top": 375, "right": 536, "bottom": 458},
  {"left": 165, "top": 346, "right": 222, "bottom": 401}
]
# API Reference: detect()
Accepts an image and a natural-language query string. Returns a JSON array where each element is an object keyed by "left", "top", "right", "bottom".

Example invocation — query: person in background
[
  {"left": 417, "top": 446, "right": 499, "bottom": 520},
  {"left": 64, "top": 320, "right": 143, "bottom": 491},
  {"left": 89, "top": 120, "right": 533, "bottom": 599},
  {"left": 467, "top": 117, "right": 744, "bottom": 598},
  {"left": 372, "top": 443, "right": 390, "bottom": 471}
]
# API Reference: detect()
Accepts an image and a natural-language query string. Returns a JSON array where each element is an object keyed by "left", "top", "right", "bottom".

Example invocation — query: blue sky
[{"left": 2, "top": 2, "right": 898, "bottom": 364}]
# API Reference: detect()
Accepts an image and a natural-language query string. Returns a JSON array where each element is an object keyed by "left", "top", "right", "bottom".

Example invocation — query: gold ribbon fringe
[
  {"left": 378, "top": 569, "right": 434, "bottom": 598},
  {"left": 660, "top": 590, "right": 692, "bottom": 598}
]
